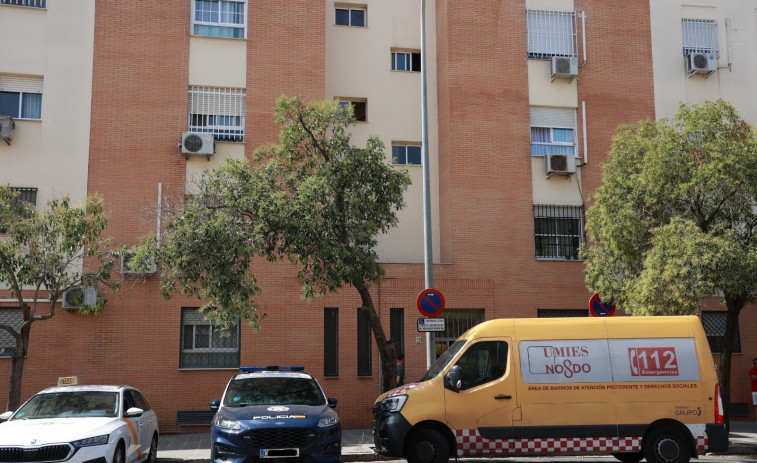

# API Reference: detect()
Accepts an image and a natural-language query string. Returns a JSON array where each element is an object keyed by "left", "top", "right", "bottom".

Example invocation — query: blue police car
[{"left": 210, "top": 366, "right": 341, "bottom": 463}]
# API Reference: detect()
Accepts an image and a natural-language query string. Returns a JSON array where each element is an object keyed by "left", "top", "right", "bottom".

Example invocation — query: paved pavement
[{"left": 157, "top": 421, "right": 757, "bottom": 462}]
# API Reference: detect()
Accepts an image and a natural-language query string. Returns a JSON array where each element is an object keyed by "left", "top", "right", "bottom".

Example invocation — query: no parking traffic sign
[
  {"left": 416, "top": 288, "right": 445, "bottom": 318},
  {"left": 589, "top": 293, "right": 615, "bottom": 317}
]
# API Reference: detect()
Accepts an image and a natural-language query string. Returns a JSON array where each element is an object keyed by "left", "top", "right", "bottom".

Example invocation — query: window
[
  {"left": 392, "top": 50, "right": 421, "bottom": 72},
  {"left": 454, "top": 341, "right": 508, "bottom": 390},
  {"left": 338, "top": 99, "right": 367, "bottom": 122},
  {"left": 0, "top": 308, "right": 21, "bottom": 357},
  {"left": 0, "top": 75, "right": 43, "bottom": 120},
  {"left": 0, "top": 0, "right": 46, "bottom": 7},
  {"left": 324, "top": 308, "right": 339, "bottom": 377},
  {"left": 180, "top": 307, "right": 240, "bottom": 368},
  {"left": 682, "top": 19, "right": 718, "bottom": 55},
  {"left": 335, "top": 6, "right": 366, "bottom": 27},
  {"left": 434, "top": 309, "right": 485, "bottom": 358},
  {"left": 188, "top": 86, "right": 245, "bottom": 142},
  {"left": 357, "top": 308, "right": 372, "bottom": 377},
  {"left": 530, "top": 107, "right": 576, "bottom": 156},
  {"left": 392, "top": 144, "right": 422, "bottom": 165},
  {"left": 702, "top": 311, "right": 740, "bottom": 354},
  {"left": 534, "top": 205, "right": 583, "bottom": 260},
  {"left": 537, "top": 309, "right": 588, "bottom": 317},
  {"left": 0, "top": 187, "right": 37, "bottom": 234},
  {"left": 192, "top": 0, "right": 246, "bottom": 39},
  {"left": 527, "top": 9, "right": 576, "bottom": 59},
  {"left": 390, "top": 308, "right": 404, "bottom": 356},
  {"left": 124, "top": 389, "right": 152, "bottom": 413}
]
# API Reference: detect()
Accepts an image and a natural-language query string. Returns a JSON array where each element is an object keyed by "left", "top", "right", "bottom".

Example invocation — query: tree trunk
[
  {"left": 718, "top": 294, "right": 746, "bottom": 430},
  {"left": 356, "top": 283, "right": 398, "bottom": 393},
  {"left": 7, "top": 339, "right": 26, "bottom": 411}
]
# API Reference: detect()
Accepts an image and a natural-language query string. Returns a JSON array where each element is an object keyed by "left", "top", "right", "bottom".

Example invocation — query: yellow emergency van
[{"left": 373, "top": 316, "right": 727, "bottom": 463}]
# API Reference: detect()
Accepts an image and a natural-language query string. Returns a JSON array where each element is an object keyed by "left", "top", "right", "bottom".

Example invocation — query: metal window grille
[
  {"left": 682, "top": 19, "right": 718, "bottom": 55},
  {"left": 0, "top": 308, "right": 22, "bottom": 357},
  {"left": 527, "top": 10, "right": 576, "bottom": 59},
  {"left": 324, "top": 308, "right": 339, "bottom": 377},
  {"left": 534, "top": 205, "right": 584, "bottom": 260},
  {"left": 0, "top": 0, "right": 46, "bottom": 7},
  {"left": 390, "top": 308, "right": 404, "bottom": 355},
  {"left": 537, "top": 309, "right": 588, "bottom": 318},
  {"left": 188, "top": 86, "right": 245, "bottom": 142},
  {"left": 702, "top": 311, "right": 741, "bottom": 354},
  {"left": 357, "top": 308, "right": 372, "bottom": 377},
  {"left": 1, "top": 187, "right": 37, "bottom": 234},
  {"left": 433, "top": 309, "right": 485, "bottom": 358},
  {"left": 180, "top": 308, "right": 240, "bottom": 368}
]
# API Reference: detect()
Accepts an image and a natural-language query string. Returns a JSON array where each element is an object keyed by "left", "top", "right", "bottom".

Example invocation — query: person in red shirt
[{"left": 750, "top": 358, "right": 757, "bottom": 418}]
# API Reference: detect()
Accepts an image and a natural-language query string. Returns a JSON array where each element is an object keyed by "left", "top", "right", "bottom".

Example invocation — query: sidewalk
[{"left": 157, "top": 421, "right": 757, "bottom": 462}]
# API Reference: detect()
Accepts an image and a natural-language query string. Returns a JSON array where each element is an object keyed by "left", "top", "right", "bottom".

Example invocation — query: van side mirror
[
  {"left": 444, "top": 365, "right": 462, "bottom": 392},
  {"left": 209, "top": 399, "right": 220, "bottom": 411}
]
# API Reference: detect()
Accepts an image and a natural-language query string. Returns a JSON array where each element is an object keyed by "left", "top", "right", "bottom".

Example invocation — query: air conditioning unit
[
  {"left": 551, "top": 56, "right": 578, "bottom": 80},
  {"left": 121, "top": 252, "right": 157, "bottom": 275},
  {"left": 686, "top": 53, "right": 717, "bottom": 75},
  {"left": 0, "top": 116, "right": 14, "bottom": 144},
  {"left": 62, "top": 286, "right": 97, "bottom": 310},
  {"left": 546, "top": 154, "right": 577, "bottom": 176},
  {"left": 181, "top": 132, "right": 214, "bottom": 156}
]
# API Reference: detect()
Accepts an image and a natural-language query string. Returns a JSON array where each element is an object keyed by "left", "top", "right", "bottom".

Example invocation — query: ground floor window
[
  {"left": 180, "top": 308, "right": 240, "bottom": 368},
  {"left": 702, "top": 311, "right": 740, "bottom": 354},
  {"left": 433, "top": 309, "right": 485, "bottom": 358}
]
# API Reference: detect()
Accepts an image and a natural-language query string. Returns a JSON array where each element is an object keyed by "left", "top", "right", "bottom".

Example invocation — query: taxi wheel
[
  {"left": 113, "top": 443, "right": 125, "bottom": 463},
  {"left": 406, "top": 428, "right": 450, "bottom": 463},
  {"left": 147, "top": 434, "right": 158, "bottom": 463},
  {"left": 643, "top": 426, "right": 691, "bottom": 463},
  {"left": 612, "top": 452, "right": 643, "bottom": 463}
]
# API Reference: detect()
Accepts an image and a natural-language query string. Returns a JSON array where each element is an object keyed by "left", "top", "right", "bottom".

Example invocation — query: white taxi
[{"left": 0, "top": 377, "right": 159, "bottom": 463}]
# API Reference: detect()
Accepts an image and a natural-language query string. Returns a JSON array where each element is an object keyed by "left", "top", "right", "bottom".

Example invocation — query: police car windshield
[
  {"left": 12, "top": 391, "right": 119, "bottom": 419},
  {"left": 419, "top": 339, "right": 467, "bottom": 382},
  {"left": 224, "top": 377, "right": 326, "bottom": 407}
]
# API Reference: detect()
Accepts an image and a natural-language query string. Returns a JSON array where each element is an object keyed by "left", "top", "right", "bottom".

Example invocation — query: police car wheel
[
  {"left": 406, "top": 428, "right": 449, "bottom": 463},
  {"left": 643, "top": 426, "right": 691, "bottom": 463},
  {"left": 612, "top": 451, "right": 643, "bottom": 463}
]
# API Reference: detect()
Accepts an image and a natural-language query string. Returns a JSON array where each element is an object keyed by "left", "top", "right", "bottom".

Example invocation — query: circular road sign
[
  {"left": 417, "top": 288, "right": 445, "bottom": 318},
  {"left": 589, "top": 292, "right": 616, "bottom": 317}
]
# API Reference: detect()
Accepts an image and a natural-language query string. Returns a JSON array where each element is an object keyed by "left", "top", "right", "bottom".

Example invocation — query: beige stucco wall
[
  {"left": 650, "top": 1, "right": 757, "bottom": 122},
  {"left": 326, "top": 0, "right": 439, "bottom": 264},
  {"left": 0, "top": 1, "right": 95, "bottom": 207}
]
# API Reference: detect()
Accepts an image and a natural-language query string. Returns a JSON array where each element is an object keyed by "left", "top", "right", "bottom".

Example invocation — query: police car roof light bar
[{"left": 239, "top": 366, "right": 305, "bottom": 373}]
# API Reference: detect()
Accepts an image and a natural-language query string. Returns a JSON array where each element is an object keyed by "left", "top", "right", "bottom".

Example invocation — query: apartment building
[{"left": 1, "top": 0, "right": 756, "bottom": 431}]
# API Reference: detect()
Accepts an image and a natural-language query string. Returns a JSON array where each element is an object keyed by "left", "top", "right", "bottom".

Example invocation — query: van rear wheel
[
  {"left": 643, "top": 426, "right": 691, "bottom": 463},
  {"left": 406, "top": 428, "right": 450, "bottom": 463},
  {"left": 612, "top": 452, "right": 643, "bottom": 463}
]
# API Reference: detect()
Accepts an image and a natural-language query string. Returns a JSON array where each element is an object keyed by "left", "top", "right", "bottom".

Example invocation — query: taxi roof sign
[{"left": 57, "top": 376, "right": 79, "bottom": 387}]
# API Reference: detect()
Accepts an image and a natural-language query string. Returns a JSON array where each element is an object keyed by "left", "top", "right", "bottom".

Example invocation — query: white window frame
[
  {"left": 0, "top": 75, "right": 43, "bottom": 120},
  {"left": 682, "top": 18, "right": 718, "bottom": 55},
  {"left": 338, "top": 98, "right": 367, "bottom": 122},
  {"left": 391, "top": 50, "right": 421, "bottom": 72},
  {"left": 188, "top": 86, "right": 246, "bottom": 142},
  {"left": 529, "top": 107, "right": 576, "bottom": 157},
  {"left": 527, "top": 9, "right": 577, "bottom": 59},
  {"left": 392, "top": 143, "right": 422, "bottom": 166},
  {"left": 335, "top": 5, "right": 366, "bottom": 27},
  {"left": 191, "top": 0, "right": 247, "bottom": 39}
]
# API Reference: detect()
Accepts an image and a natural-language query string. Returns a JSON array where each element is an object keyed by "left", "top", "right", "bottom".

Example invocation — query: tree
[
  {"left": 0, "top": 188, "right": 120, "bottom": 410},
  {"left": 583, "top": 99, "right": 757, "bottom": 426},
  {"left": 154, "top": 96, "right": 412, "bottom": 391}
]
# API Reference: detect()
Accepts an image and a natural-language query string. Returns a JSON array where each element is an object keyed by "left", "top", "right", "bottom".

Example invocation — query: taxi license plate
[{"left": 260, "top": 449, "right": 299, "bottom": 458}]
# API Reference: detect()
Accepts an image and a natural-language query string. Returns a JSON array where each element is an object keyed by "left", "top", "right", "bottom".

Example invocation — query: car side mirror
[
  {"left": 0, "top": 410, "right": 13, "bottom": 422},
  {"left": 209, "top": 399, "right": 220, "bottom": 411},
  {"left": 125, "top": 407, "right": 144, "bottom": 418},
  {"left": 444, "top": 365, "right": 462, "bottom": 392},
  {"left": 327, "top": 398, "right": 337, "bottom": 409}
]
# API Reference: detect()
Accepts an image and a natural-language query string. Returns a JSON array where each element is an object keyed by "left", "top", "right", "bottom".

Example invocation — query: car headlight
[
  {"left": 214, "top": 414, "right": 242, "bottom": 430},
  {"left": 318, "top": 410, "right": 339, "bottom": 428},
  {"left": 381, "top": 394, "right": 407, "bottom": 412},
  {"left": 71, "top": 435, "right": 110, "bottom": 448}
]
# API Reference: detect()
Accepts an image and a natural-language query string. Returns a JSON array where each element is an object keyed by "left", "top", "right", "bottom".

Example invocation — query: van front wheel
[
  {"left": 406, "top": 428, "right": 450, "bottom": 463},
  {"left": 643, "top": 426, "right": 691, "bottom": 463}
]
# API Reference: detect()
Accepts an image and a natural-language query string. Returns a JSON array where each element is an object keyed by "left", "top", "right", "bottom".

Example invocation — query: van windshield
[{"left": 419, "top": 339, "right": 467, "bottom": 382}]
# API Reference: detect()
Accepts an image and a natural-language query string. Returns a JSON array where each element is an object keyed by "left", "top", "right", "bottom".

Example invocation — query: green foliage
[
  {"left": 0, "top": 188, "right": 119, "bottom": 315},
  {"left": 583, "top": 99, "right": 757, "bottom": 314},
  {"left": 154, "top": 96, "right": 411, "bottom": 329}
]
